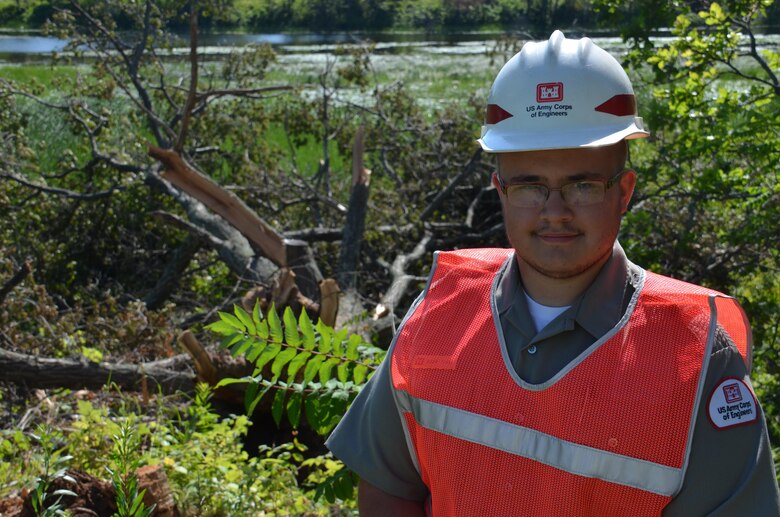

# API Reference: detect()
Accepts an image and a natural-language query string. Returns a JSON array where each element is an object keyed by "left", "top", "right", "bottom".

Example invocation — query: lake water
[
  {"left": 0, "top": 28, "right": 729, "bottom": 62},
  {"left": 1, "top": 30, "right": 514, "bottom": 61},
  {"left": 2, "top": 28, "right": 778, "bottom": 63}
]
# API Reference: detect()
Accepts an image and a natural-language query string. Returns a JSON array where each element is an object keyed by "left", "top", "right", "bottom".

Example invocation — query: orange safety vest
[{"left": 391, "top": 248, "right": 751, "bottom": 517}]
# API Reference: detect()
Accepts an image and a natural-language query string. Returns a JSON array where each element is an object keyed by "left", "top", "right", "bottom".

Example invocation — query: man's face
[{"left": 493, "top": 144, "right": 636, "bottom": 283}]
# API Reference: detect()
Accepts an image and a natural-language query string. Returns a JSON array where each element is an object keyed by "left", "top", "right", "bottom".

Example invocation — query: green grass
[
  {"left": 263, "top": 121, "right": 347, "bottom": 178},
  {"left": 0, "top": 63, "right": 79, "bottom": 90}
]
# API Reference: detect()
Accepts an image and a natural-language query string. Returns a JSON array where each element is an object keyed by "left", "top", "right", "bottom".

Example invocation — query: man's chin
[{"left": 521, "top": 255, "right": 604, "bottom": 280}]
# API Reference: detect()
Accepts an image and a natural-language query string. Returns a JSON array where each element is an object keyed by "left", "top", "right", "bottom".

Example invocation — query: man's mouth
[{"left": 535, "top": 232, "right": 580, "bottom": 244}]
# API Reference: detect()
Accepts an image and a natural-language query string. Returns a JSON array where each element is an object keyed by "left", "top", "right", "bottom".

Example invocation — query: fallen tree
[{"left": 0, "top": 346, "right": 197, "bottom": 394}]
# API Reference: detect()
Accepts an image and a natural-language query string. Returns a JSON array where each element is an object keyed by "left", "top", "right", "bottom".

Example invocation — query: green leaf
[
  {"left": 304, "top": 395, "right": 323, "bottom": 434},
  {"left": 218, "top": 311, "right": 246, "bottom": 332},
  {"left": 299, "top": 310, "right": 315, "bottom": 348},
  {"left": 234, "top": 304, "right": 256, "bottom": 335},
  {"left": 353, "top": 364, "right": 369, "bottom": 385},
  {"left": 128, "top": 491, "right": 147, "bottom": 514},
  {"left": 306, "top": 392, "right": 348, "bottom": 436},
  {"left": 220, "top": 333, "right": 244, "bottom": 350},
  {"left": 246, "top": 382, "right": 274, "bottom": 416},
  {"left": 267, "top": 305, "right": 283, "bottom": 343},
  {"left": 255, "top": 342, "right": 282, "bottom": 373},
  {"left": 346, "top": 334, "right": 362, "bottom": 361},
  {"left": 334, "top": 469, "right": 356, "bottom": 500},
  {"left": 288, "top": 351, "right": 311, "bottom": 381},
  {"left": 271, "top": 347, "right": 298, "bottom": 379},
  {"left": 316, "top": 320, "right": 333, "bottom": 352},
  {"left": 318, "top": 328, "right": 333, "bottom": 354},
  {"left": 206, "top": 320, "right": 240, "bottom": 335},
  {"left": 319, "top": 357, "right": 341, "bottom": 383},
  {"left": 287, "top": 391, "right": 303, "bottom": 428},
  {"left": 303, "top": 355, "right": 326, "bottom": 386},
  {"left": 256, "top": 319, "right": 269, "bottom": 340},
  {"left": 214, "top": 376, "right": 251, "bottom": 389},
  {"left": 246, "top": 339, "right": 268, "bottom": 363},
  {"left": 229, "top": 337, "right": 254, "bottom": 358},
  {"left": 272, "top": 388, "right": 286, "bottom": 427},
  {"left": 252, "top": 300, "right": 264, "bottom": 331},
  {"left": 283, "top": 307, "right": 301, "bottom": 346},
  {"left": 337, "top": 362, "right": 350, "bottom": 383},
  {"left": 333, "top": 328, "right": 348, "bottom": 356}
]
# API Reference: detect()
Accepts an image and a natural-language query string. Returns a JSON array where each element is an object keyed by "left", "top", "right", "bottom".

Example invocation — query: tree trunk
[
  {"left": 338, "top": 126, "right": 371, "bottom": 290},
  {"left": 144, "top": 235, "right": 202, "bottom": 310},
  {"left": 0, "top": 347, "right": 196, "bottom": 394}
]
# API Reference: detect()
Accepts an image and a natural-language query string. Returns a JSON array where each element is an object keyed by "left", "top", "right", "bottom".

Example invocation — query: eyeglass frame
[{"left": 494, "top": 168, "right": 628, "bottom": 208}]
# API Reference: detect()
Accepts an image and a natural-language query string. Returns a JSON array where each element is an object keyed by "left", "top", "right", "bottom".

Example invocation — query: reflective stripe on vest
[{"left": 390, "top": 248, "right": 751, "bottom": 516}]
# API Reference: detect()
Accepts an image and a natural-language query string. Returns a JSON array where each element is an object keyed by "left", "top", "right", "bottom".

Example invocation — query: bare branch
[
  {"left": 69, "top": 0, "right": 173, "bottom": 146},
  {"left": 0, "top": 260, "right": 31, "bottom": 305},
  {"left": 195, "top": 85, "right": 294, "bottom": 102},
  {"left": 376, "top": 231, "right": 433, "bottom": 318},
  {"left": 420, "top": 147, "right": 483, "bottom": 221},
  {"left": 1, "top": 170, "right": 125, "bottom": 200},
  {"left": 731, "top": 16, "right": 780, "bottom": 92},
  {"left": 175, "top": 2, "right": 199, "bottom": 153},
  {"left": 150, "top": 210, "right": 223, "bottom": 248}
]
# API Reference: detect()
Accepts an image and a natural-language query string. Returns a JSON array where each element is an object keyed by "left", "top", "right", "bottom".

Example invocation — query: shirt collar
[
  {"left": 495, "top": 241, "right": 638, "bottom": 340},
  {"left": 575, "top": 241, "right": 634, "bottom": 338}
]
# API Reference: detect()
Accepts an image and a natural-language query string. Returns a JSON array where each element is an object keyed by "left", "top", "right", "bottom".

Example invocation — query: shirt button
[{"left": 528, "top": 345, "right": 537, "bottom": 355}]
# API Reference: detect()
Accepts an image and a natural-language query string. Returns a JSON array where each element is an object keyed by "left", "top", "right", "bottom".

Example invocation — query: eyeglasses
[{"left": 495, "top": 169, "right": 627, "bottom": 208}]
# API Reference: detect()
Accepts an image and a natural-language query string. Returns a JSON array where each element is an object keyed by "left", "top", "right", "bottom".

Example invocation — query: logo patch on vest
[{"left": 708, "top": 378, "right": 758, "bottom": 429}]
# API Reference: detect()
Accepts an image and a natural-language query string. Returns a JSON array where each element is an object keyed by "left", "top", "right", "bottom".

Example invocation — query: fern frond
[{"left": 208, "top": 304, "right": 385, "bottom": 436}]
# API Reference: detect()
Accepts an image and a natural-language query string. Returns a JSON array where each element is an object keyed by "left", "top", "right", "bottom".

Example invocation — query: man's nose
[{"left": 539, "top": 189, "right": 574, "bottom": 220}]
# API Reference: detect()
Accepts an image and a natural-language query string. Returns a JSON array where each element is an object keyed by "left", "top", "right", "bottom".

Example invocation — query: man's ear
[
  {"left": 491, "top": 171, "right": 502, "bottom": 192},
  {"left": 619, "top": 169, "right": 637, "bottom": 214}
]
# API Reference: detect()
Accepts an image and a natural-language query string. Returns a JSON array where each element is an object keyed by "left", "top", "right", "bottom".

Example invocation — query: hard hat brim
[{"left": 478, "top": 120, "right": 650, "bottom": 153}]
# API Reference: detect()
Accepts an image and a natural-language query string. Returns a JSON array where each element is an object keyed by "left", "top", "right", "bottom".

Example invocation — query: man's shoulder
[{"left": 642, "top": 270, "right": 729, "bottom": 298}]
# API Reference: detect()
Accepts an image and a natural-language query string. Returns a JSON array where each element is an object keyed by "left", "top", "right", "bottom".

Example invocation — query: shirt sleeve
[
  {"left": 325, "top": 347, "right": 429, "bottom": 501},
  {"left": 663, "top": 326, "right": 780, "bottom": 516}
]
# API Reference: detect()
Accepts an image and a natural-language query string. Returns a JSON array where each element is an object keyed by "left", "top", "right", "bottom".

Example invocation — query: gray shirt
[{"left": 326, "top": 243, "right": 780, "bottom": 515}]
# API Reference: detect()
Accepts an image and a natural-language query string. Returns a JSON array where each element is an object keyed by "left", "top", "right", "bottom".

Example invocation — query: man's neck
[{"left": 517, "top": 255, "right": 610, "bottom": 307}]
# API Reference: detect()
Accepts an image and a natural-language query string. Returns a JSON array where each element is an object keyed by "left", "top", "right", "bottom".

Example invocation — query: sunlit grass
[
  {"left": 0, "top": 63, "right": 79, "bottom": 89},
  {"left": 264, "top": 121, "right": 347, "bottom": 178}
]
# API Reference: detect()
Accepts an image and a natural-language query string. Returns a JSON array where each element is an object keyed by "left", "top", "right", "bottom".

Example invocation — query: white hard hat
[{"left": 478, "top": 30, "right": 650, "bottom": 153}]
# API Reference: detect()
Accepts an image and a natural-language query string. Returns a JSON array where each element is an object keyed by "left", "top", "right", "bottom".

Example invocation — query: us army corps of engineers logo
[
  {"left": 525, "top": 82, "right": 574, "bottom": 119},
  {"left": 708, "top": 377, "right": 758, "bottom": 429}
]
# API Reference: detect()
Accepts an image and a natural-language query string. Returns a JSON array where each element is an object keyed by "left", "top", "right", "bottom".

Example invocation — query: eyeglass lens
[{"left": 507, "top": 181, "right": 606, "bottom": 207}]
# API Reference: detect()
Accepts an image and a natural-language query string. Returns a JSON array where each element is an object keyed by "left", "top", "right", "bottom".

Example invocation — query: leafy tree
[{"left": 606, "top": 0, "right": 780, "bottom": 438}]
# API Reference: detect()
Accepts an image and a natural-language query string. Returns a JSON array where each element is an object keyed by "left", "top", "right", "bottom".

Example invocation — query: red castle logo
[
  {"left": 537, "top": 82, "right": 564, "bottom": 103},
  {"left": 723, "top": 383, "right": 743, "bottom": 404}
]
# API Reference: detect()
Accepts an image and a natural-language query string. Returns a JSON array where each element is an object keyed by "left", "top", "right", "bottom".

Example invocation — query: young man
[{"left": 326, "top": 31, "right": 780, "bottom": 516}]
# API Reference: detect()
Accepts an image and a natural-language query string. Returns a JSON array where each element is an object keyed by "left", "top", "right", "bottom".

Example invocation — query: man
[{"left": 326, "top": 31, "right": 780, "bottom": 516}]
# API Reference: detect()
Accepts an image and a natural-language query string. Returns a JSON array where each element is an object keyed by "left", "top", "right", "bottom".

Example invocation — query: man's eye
[
  {"left": 571, "top": 181, "right": 599, "bottom": 192},
  {"left": 515, "top": 185, "right": 546, "bottom": 193}
]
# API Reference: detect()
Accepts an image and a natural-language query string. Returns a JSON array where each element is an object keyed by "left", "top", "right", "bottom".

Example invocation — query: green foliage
[
  {"left": 106, "top": 422, "right": 155, "bottom": 517},
  {"left": 3, "top": 0, "right": 780, "bottom": 511},
  {"left": 207, "top": 304, "right": 380, "bottom": 507},
  {"left": 150, "top": 384, "right": 342, "bottom": 515},
  {"left": 8, "top": 0, "right": 750, "bottom": 31},
  {"left": 208, "top": 302, "right": 384, "bottom": 434},
  {"left": 615, "top": 0, "right": 780, "bottom": 443},
  {"left": 302, "top": 455, "right": 359, "bottom": 504},
  {"left": 1, "top": 386, "right": 353, "bottom": 515},
  {"left": 28, "top": 424, "right": 78, "bottom": 517},
  {"left": 0, "top": 427, "right": 32, "bottom": 495},
  {"left": 151, "top": 385, "right": 273, "bottom": 515}
]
